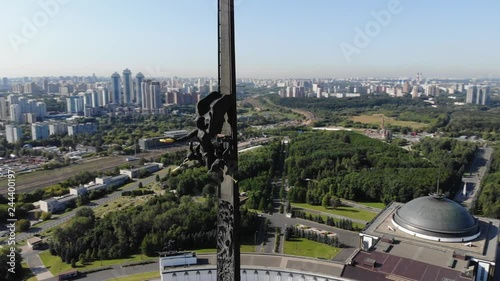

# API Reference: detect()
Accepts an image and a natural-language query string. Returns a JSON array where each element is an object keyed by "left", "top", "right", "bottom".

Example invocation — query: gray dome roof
[{"left": 393, "top": 195, "right": 480, "bottom": 239}]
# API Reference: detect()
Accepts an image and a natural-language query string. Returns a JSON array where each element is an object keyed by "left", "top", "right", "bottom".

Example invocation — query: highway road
[
  {"left": 453, "top": 147, "right": 493, "bottom": 209},
  {"left": 262, "top": 97, "right": 317, "bottom": 125}
]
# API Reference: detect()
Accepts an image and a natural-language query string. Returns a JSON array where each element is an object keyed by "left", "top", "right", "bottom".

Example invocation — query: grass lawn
[
  {"left": 93, "top": 195, "right": 152, "bottom": 218},
  {"left": 301, "top": 211, "right": 365, "bottom": 231},
  {"left": 353, "top": 222, "right": 366, "bottom": 231},
  {"left": 357, "top": 201, "right": 386, "bottom": 209},
  {"left": 190, "top": 248, "right": 216, "bottom": 254},
  {"left": 39, "top": 251, "right": 156, "bottom": 275},
  {"left": 350, "top": 114, "right": 427, "bottom": 130},
  {"left": 241, "top": 244, "right": 256, "bottom": 253},
  {"left": 105, "top": 271, "right": 160, "bottom": 281},
  {"left": 293, "top": 203, "right": 376, "bottom": 222},
  {"left": 284, "top": 237, "right": 341, "bottom": 259},
  {"left": 41, "top": 245, "right": 256, "bottom": 276},
  {"left": 39, "top": 250, "right": 73, "bottom": 275},
  {"left": 193, "top": 196, "right": 207, "bottom": 204}
]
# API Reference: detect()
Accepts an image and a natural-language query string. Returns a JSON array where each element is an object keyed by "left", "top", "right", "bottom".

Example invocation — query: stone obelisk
[{"left": 216, "top": 0, "right": 240, "bottom": 280}]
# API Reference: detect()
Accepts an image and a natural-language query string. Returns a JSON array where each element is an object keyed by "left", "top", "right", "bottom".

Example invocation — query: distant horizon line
[{"left": 2, "top": 75, "right": 500, "bottom": 81}]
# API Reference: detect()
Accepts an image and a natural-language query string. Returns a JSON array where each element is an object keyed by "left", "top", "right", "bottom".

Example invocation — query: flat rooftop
[
  {"left": 163, "top": 253, "right": 345, "bottom": 278},
  {"left": 58, "top": 194, "right": 78, "bottom": 203},
  {"left": 343, "top": 250, "right": 473, "bottom": 281},
  {"left": 27, "top": 237, "right": 42, "bottom": 245},
  {"left": 87, "top": 184, "right": 107, "bottom": 192},
  {"left": 362, "top": 202, "right": 499, "bottom": 263}
]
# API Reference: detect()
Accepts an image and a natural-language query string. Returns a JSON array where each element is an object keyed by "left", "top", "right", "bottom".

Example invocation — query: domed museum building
[
  {"left": 391, "top": 194, "right": 481, "bottom": 242},
  {"left": 347, "top": 194, "right": 499, "bottom": 281}
]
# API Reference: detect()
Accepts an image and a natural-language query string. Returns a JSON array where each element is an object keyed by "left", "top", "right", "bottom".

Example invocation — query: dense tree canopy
[
  {"left": 161, "top": 141, "right": 285, "bottom": 212},
  {"left": 285, "top": 131, "right": 475, "bottom": 204},
  {"left": 0, "top": 247, "right": 23, "bottom": 281},
  {"left": 477, "top": 143, "right": 500, "bottom": 218},
  {"left": 49, "top": 194, "right": 259, "bottom": 262},
  {"left": 444, "top": 109, "right": 500, "bottom": 140},
  {"left": 238, "top": 142, "right": 284, "bottom": 212}
]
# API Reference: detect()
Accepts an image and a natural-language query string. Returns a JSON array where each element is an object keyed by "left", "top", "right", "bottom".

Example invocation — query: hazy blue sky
[{"left": 1, "top": 0, "right": 499, "bottom": 78}]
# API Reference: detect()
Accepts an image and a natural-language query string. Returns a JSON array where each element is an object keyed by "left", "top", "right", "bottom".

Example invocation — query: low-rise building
[
  {"left": 69, "top": 186, "right": 89, "bottom": 196},
  {"left": 39, "top": 194, "right": 77, "bottom": 213},
  {"left": 164, "top": 130, "right": 189, "bottom": 139},
  {"left": 87, "top": 183, "right": 108, "bottom": 193},
  {"left": 95, "top": 175, "right": 129, "bottom": 187},
  {"left": 40, "top": 175, "right": 129, "bottom": 213},
  {"left": 69, "top": 183, "right": 108, "bottom": 196},
  {"left": 120, "top": 163, "right": 163, "bottom": 178},
  {"left": 56, "top": 194, "right": 77, "bottom": 210},
  {"left": 27, "top": 237, "right": 43, "bottom": 249},
  {"left": 139, "top": 130, "right": 189, "bottom": 150},
  {"left": 39, "top": 198, "right": 60, "bottom": 213}
]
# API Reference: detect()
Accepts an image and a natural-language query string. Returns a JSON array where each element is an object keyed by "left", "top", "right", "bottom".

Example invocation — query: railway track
[{"left": 0, "top": 148, "right": 185, "bottom": 194}]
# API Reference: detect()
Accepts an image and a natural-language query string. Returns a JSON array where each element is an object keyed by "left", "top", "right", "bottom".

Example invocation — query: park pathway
[{"left": 22, "top": 248, "right": 53, "bottom": 281}]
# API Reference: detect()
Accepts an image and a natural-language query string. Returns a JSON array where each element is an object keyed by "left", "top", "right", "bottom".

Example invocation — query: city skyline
[{"left": 1, "top": 0, "right": 500, "bottom": 78}]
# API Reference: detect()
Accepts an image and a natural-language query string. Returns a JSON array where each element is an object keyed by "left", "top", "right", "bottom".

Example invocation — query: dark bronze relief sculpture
[
  {"left": 176, "top": 1, "right": 240, "bottom": 280},
  {"left": 177, "top": 91, "right": 236, "bottom": 182}
]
